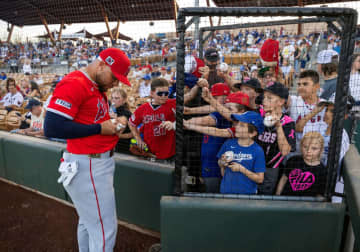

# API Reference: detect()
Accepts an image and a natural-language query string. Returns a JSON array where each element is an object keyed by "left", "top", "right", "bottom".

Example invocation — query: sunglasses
[{"left": 156, "top": 91, "right": 169, "bottom": 97}]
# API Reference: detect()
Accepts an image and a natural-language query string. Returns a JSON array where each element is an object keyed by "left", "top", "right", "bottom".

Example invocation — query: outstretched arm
[{"left": 202, "top": 87, "right": 233, "bottom": 121}]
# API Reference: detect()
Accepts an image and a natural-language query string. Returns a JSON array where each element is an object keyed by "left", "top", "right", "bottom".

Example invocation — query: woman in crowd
[{"left": 28, "top": 81, "right": 42, "bottom": 99}]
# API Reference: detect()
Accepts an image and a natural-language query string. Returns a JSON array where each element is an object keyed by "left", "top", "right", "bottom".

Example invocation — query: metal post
[
  {"left": 326, "top": 13, "right": 358, "bottom": 199},
  {"left": 194, "top": 0, "right": 200, "bottom": 42},
  {"left": 175, "top": 13, "right": 186, "bottom": 195},
  {"left": 199, "top": 29, "right": 204, "bottom": 59}
]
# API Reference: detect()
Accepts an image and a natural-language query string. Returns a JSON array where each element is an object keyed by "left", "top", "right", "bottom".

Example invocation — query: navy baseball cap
[
  {"left": 205, "top": 48, "right": 219, "bottom": 62},
  {"left": 234, "top": 78, "right": 262, "bottom": 93},
  {"left": 263, "top": 82, "right": 289, "bottom": 100},
  {"left": 231, "top": 111, "right": 264, "bottom": 134},
  {"left": 25, "top": 99, "right": 41, "bottom": 110}
]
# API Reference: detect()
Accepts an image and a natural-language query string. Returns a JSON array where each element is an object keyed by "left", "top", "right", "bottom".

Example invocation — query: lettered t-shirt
[
  {"left": 217, "top": 139, "right": 265, "bottom": 194},
  {"left": 282, "top": 156, "right": 327, "bottom": 196},
  {"left": 256, "top": 110, "right": 296, "bottom": 168}
]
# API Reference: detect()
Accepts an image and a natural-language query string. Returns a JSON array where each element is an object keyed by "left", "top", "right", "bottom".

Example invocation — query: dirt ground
[{"left": 0, "top": 180, "right": 160, "bottom": 252}]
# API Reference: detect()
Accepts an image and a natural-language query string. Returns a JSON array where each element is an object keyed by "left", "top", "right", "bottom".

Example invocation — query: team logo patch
[
  {"left": 105, "top": 56, "right": 115, "bottom": 66},
  {"left": 94, "top": 98, "right": 108, "bottom": 122},
  {"left": 55, "top": 99, "right": 72, "bottom": 109}
]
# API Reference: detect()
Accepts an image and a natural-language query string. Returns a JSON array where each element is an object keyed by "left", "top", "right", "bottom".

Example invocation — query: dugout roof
[
  {"left": 0, "top": 0, "right": 178, "bottom": 26},
  {"left": 212, "top": 0, "right": 359, "bottom": 7}
]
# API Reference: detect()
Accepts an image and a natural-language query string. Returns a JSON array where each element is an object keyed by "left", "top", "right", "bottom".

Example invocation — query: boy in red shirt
[{"left": 129, "top": 78, "right": 175, "bottom": 160}]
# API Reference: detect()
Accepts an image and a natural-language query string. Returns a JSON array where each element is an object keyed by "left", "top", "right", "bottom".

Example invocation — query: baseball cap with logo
[
  {"left": 99, "top": 48, "right": 131, "bottom": 86},
  {"left": 231, "top": 111, "right": 265, "bottom": 134},
  {"left": 205, "top": 48, "right": 219, "bottom": 62},
  {"left": 263, "top": 82, "right": 289, "bottom": 100},
  {"left": 225, "top": 91, "right": 250, "bottom": 107},
  {"left": 317, "top": 49, "right": 339, "bottom": 64},
  {"left": 210, "top": 83, "right": 230, "bottom": 97}
]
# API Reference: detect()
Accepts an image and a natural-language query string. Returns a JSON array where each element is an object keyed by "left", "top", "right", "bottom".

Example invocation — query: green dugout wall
[
  {"left": 2, "top": 132, "right": 360, "bottom": 251},
  {"left": 0, "top": 132, "right": 173, "bottom": 232}
]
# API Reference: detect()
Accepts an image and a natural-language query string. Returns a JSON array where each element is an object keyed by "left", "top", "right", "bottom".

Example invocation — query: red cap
[
  {"left": 225, "top": 92, "right": 250, "bottom": 107},
  {"left": 99, "top": 48, "right": 131, "bottom": 86},
  {"left": 161, "top": 66, "right": 166, "bottom": 70},
  {"left": 211, "top": 83, "right": 230, "bottom": 97}
]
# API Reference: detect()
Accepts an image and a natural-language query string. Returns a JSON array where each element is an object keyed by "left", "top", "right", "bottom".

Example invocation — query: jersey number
[{"left": 154, "top": 125, "right": 166, "bottom": 136}]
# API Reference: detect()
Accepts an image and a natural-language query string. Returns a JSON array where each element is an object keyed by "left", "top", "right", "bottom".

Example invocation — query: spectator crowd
[{"left": 0, "top": 27, "right": 359, "bottom": 201}]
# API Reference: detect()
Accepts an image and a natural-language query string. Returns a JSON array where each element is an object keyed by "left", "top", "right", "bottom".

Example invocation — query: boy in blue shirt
[{"left": 217, "top": 111, "right": 266, "bottom": 194}]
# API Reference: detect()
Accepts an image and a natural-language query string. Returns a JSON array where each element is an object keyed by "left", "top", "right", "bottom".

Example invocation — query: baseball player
[{"left": 44, "top": 48, "right": 131, "bottom": 252}]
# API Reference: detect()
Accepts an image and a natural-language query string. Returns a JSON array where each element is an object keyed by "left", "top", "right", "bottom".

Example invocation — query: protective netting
[
  {"left": 0, "top": 1, "right": 359, "bottom": 202},
  {"left": 176, "top": 5, "right": 359, "bottom": 202}
]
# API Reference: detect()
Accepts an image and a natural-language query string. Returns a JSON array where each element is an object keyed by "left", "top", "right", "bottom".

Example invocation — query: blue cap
[
  {"left": 25, "top": 99, "right": 41, "bottom": 110},
  {"left": 167, "top": 66, "right": 171, "bottom": 71},
  {"left": 231, "top": 111, "right": 264, "bottom": 134},
  {"left": 142, "top": 75, "right": 151, "bottom": 80}
]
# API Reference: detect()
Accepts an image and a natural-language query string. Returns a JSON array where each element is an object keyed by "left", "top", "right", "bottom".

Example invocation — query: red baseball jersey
[
  {"left": 47, "top": 70, "right": 118, "bottom": 154},
  {"left": 129, "top": 99, "right": 175, "bottom": 159}
]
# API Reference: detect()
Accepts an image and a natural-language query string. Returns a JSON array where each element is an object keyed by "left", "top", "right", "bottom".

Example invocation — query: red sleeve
[
  {"left": 129, "top": 105, "right": 144, "bottom": 127},
  {"left": 47, "top": 79, "right": 86, "bottom": 120}
]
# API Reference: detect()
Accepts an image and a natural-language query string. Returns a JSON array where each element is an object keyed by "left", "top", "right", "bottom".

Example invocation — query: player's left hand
[
  {"left": 160, "top": 121, "right": 175, "bottom": 131},
  {"left": 100, "top": 120, "right": 117, "bottom": 135}
]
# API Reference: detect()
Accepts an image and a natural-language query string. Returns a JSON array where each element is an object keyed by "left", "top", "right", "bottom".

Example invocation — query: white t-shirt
[
  {"left": 246, "top": 34, "right": 254, "bottom": 45},
  {"left": 282, "top": 45, "right": 295, "bottom": 60},
  {"left": 139, "top": 82, "right": 151, "bottom": 98},
  {"left": 349, "top": 73, "right": 360, "bottom": 102},
  {"left": 164, "top": 73, "right": 173, "bottom": 82},
  {"left": 1, "top": 92, "right": 24, "bottom": 107},
  {"left": 23, "top": 64, "right": 32, "bottom": 74},
  {"left": 289, "top": 95, "right": 326, "bottom": 153},
  {"left": 30, "top": 110, "right": 44, "bottom": 131},
  {"left": 281, "top": 65, "right": 292, "bottom": 76}
]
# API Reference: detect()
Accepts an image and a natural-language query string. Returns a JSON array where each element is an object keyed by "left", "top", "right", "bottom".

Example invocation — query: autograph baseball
[
  {"left": 264, "top": 115, "right": 276, "bottom": 127},
  {"left": 224, "top": 151, "right": 234, "bottom": 162}
]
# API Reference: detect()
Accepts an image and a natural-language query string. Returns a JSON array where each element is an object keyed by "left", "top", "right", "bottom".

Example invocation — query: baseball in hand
[
  {"left": 219, "top": 62, "right": 228, "bottom": 73},
  {"left": 264, "top": 115, "right": 276, "bottom": 127},
  {"left": 224, "top": 151, "right": 234, "bottom": 163}
]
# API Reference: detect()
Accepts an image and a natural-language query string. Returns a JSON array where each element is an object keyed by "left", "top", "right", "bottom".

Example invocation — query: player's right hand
[{"left": 100, "top": 120, "right": 117, "bottom": 135}]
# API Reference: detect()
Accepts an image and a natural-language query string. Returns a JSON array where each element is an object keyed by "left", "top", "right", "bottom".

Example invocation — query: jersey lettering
[
  {"left": 55, "top": 99, "right": 72, "bottom": 109},
  {"left": 258, "top": 132, "right": 277, "bottom": 143},
  {"left": 289, "top": 169, "right": 315, "bottom": 191},
  {"left": 143, "top": 113, "right": 165, "bottom": 124}
]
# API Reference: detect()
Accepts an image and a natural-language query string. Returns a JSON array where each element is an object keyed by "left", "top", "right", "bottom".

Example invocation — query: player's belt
[
  {"left": 66, "top": 150, "right": 114, "bottom": 159},
  {"left": 88, "top": 149, "right": 114, "bottom": 159}
]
